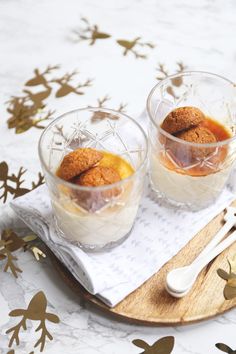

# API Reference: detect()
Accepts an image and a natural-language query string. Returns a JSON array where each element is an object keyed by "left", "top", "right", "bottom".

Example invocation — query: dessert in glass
[
  {"left": 38, "top": 107, "right": 148, "bottom": 250},
  {"left": 147, "top": 71, "right": 236, "bottom": 210}
]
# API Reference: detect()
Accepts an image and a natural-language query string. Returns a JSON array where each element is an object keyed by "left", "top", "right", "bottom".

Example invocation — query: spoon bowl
[{"left": 166, "top": 267, "right": 196, "bottom": 294}]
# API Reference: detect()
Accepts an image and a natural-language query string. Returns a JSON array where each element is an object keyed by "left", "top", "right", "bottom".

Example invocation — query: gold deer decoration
[
  {"left": 6, "top": 291, "right": 60, "bottom": 352},
  {"left": 116, "top": 37, "right": 155, "bottom": 59},
  {"left": 25, "top": 66, "right": 60, "bottom": 86},
  {"left": 0, "top": 229, "right": 45, "bottom": 277},
  {"left": 132, "top": 336, "right": 175, "bottom": 354},
  {"left": 216, "top": 343, "right": 236, "bottom": 353},
  {"left": 52, "top": 71, "right": 92, "bottom": 97},
  {"left": 2, "top": 229, "right": 45, "bottom": 261},
  {"left": 88, "top": 96, "right": 128, "bottom": 123},
  {"left": 23, "top": 66, "right": 59, "bottom": 107},
  {"left": 7, "top": 65, "right": 59, "bottom": 134},
  {"left": 0, "top": 161, "right": 44, "bottom": 203},
  {"left": 30, "top": 245, "right": 46, "bottom": 261},
  {"left": 72, "top": 17, "right": 111, "bottom": 45},
  {"left": 156, "top": 62, "right": 187, "bottom": 98},
  {"left": 2, "top": 229, "right": 26, "bottom": 252},
  {"left": 0, "top": 239, "right": 22, "bottom": 278},
  {"left": 6, "top": 65, "right": 92, "bottom": 133},
  {"left": 71, "top": 18, "right": 154, "bottom": 58},
  {"left": 217, "top": 256, "right": 236, "bottom": 299}
]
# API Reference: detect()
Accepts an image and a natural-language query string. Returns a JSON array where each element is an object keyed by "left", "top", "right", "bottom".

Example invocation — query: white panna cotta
[
  {"left": 150, "top": 152, "right": 232, "bottom": 208},
  {"left": 52, "top": 187, "right": 140, "bottom": 247}
]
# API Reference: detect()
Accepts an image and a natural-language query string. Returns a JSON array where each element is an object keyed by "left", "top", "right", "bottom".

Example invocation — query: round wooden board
[{"left": 49, "top": 201, "right": 236, "bottom": 326}]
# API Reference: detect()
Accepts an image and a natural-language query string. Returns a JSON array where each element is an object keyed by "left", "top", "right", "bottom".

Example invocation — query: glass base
[
  {"left": 149, "top": 182, "right": 221, "bottom": 212},
  {"left": 76, "top": 230, "right": 132, "bottom": 252},
  {"left": 53, "top": 215, "right": 132, "bottom": 252}
]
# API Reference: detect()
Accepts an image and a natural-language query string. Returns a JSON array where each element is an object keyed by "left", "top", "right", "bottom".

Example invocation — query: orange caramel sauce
[
  {"left": 200, "top": 117, "right": 231, "bottom": 141},
  {"left": 160, "top": 117, "right": 232, "bottom": 177}
]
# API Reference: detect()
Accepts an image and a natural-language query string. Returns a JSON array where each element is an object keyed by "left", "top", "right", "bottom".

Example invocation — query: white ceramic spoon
[{"left": 166, "top": 207, "right": 236, "bottom": 298}]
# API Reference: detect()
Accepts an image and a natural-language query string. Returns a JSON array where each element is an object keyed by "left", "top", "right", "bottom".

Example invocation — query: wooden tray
[{"left": 49, "top": 201, "right": 236, "bottom": 326}]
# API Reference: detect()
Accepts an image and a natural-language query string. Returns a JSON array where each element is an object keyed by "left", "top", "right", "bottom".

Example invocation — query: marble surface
[{"left": 1, "top": 0, "right": 236, "bottom": 353}]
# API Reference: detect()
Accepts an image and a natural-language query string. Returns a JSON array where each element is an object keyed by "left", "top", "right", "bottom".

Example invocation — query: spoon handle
[
  {"left": 192, "top": 217, "right": 236, "bottom": 265},
  {"left": 192, "top": 229, "right": 236, "bottom": 275}
]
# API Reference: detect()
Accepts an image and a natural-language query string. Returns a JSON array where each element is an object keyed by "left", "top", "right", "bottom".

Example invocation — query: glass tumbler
[
  {"left": 147, "top": 71, "right": 236, "bottom": 210},
  {"left": 38, "top": 107, "right": 148, "bottom": 250}
]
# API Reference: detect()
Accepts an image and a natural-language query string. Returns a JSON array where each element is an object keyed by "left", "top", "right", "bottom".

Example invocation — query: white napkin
[{"left": 11, "top": 176, "right": 236, "bottom": 307}]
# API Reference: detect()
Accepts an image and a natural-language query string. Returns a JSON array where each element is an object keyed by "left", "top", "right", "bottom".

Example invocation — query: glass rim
[
  {"left": 38, "top": 106, "right": 148, "bottom": 192},
  {"left": 146, "top": 70, "right": 236, "bottom": 148}
]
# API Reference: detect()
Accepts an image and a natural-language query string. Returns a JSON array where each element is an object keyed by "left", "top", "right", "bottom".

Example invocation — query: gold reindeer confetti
[
  {"left": 30, "top": 246, "right": 46, "bottom": 261},
  {"left": 2, "top": 229, "right": 25, "bottom": 252},
  {"left": 217, "top": 257, "right": 236, "bottom": 300},
  {"left": 6, "top": 291, "right": 60, "bottom": 352},
  {"left": 88, "top": 96, "right": 128, "bottom": 123},
  {"left": 156, "top": 62, "right": 187, "bottom": 98},
  {"left": 116, "top": 37, "right": 154, "bottom": 59},
  {"left": 7, "top": 65, "right": 59, "bottom": 134},
  {"left": 132, "top": 336, "right": 175, "bottom": 354},
  {"left": 52, "top": 71, "right": 92, "bottom": 97},
  {"left": 25, "top": 65, "right": 60, "bottom": 87},
  {"left": 216, "top": 343, "right": 236, "bottom": 353},
  {"left": 71, "top": 18, "right": 154, "bottom": 58},
  {"left": 0, "top": 229, "right": 45, "bottom": 277},
  {"left": 0, "top": 161, "right": 44, "bottom": 203},
  {"left": 22, "top": 235, "right": 38, "bottom": 243},
  {"left": 6, "top": 65, "right": 92, "bottom": 134},
  {"left": 0, "top": 239, "right": 22, "bottom": 278},
  {"left": 72, "top": 17, "right": 111, "bottom": 45},
  {"left": 23, "top": 234, "right": 46, "bottom": 261}
]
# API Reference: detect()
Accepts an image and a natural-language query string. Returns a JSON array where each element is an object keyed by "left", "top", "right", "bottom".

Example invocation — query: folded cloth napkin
[{"left": 11, "top": 181, "right": 235, "bottom": 307}]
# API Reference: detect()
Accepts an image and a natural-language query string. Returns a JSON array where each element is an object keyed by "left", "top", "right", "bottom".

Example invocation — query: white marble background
[{"left": 1, "top": 0, "right": 236, "bottom": 353}]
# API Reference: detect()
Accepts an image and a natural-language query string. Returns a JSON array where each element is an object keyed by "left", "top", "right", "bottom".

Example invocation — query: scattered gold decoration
[
  {"left": 0, "top": 229, "right": 29, "bottom": 277},
  {"left": 71, "top": 18, "right": 154, "bottom": 58},
  {"left": 25, "top": 65, "right": 59, "bottom": 87},
  {"left": 6, "top": 65, "right": 92, "bottom": 134},
  {"left": 0, "top": 161, "right": 44, "bottom": 203},
  {"left": 6, "top": 291, "right": 60, "bottom": 352},
  {"left": 96, "top": 95, "right": 127, "bottom": 112},
  {"left": 72, "top": 17, "right": 111, "bottom": 45},
  {"left": 23, "top": 233, "right": 46, "bottom": 261},
  {"left": 30, "top": 246, "right": 46, "bottom": 261},
  {"left": 3, "top": 229, "right": 39, "bottom": 254},
  {"left": 216, "top": 343, "right": 236, "bottom": 353},
  {"left": 2, "top": 229, "right": 25, "bottom": 252},
  {"left": 116, "top": 37, "right": 155, "bottom": 59},
  {"left": 88, "top": 96, "right": 127, "bottom": 123},
  {"left": 132, "top": 336, "right": 175, "bottom": 353},
  {"left": 0, "top": 229, "right": 45, "bottom": 277},
  {"left": 0, "top": 239, "right": 22, "bottom": 278},
  {"left": 217, "top": 256, "right": 236, "bottom": 300},
  {"left": 4, "top": 250, "right": 22, "bottom": 279},
  {"left": 52, "top": 71, "right": 92, "bottom": 97},
  {"left": 22, "top": 235, "right": 38, "bottom": 243},
  {"left": 156, "top": 62, "right": 187, "bottom": 98},
  {"left": 96, "top": 95, "right": 111, "bottom": 107}
]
